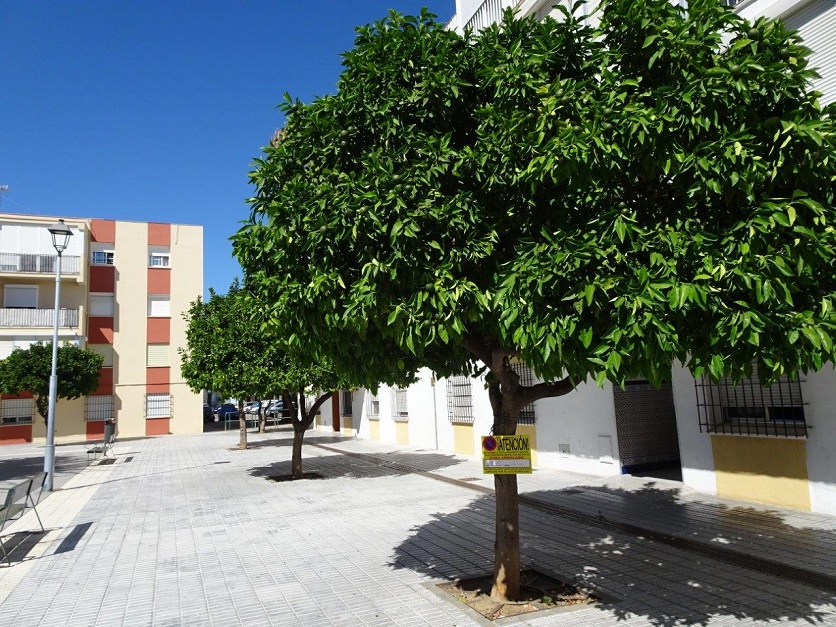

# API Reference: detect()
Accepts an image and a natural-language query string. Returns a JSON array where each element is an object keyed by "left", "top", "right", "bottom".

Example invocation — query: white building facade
[{"left": 313, "top": 0, "right": 836, "bottom": 515}]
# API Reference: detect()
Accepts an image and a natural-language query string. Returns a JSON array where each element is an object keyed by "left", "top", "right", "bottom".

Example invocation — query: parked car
[
  {"left": 265, "top": 399, "right": 283, "bottom": 418},
  {"left": 215, "top": 403, "right": 239, "bottom": 420},
  {"left": 244, "top": 401, "right": 262, "bottom": 415}
]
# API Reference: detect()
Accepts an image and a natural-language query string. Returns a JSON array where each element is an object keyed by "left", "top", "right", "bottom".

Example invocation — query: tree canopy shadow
[
  {"left": 247, "top": 448, "right": 465, "bottom": 482},
  {"left": 389, "top": 483, "right": 836, "bottom": 626},
  {"left": 0, "top": 454, "right": 87, "bottom": 486}
]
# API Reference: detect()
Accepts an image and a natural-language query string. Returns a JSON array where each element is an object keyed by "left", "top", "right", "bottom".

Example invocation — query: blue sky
[{"left": 0, "top": 1, "right": 453, "bottom": 296}]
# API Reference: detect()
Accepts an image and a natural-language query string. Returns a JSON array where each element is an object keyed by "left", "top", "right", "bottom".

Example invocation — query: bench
[
  {"left": 87, "top": 432, "right": 115, "bottom": 464},
  {"left": 1, "top": 472, "right": 46, "bottom": 565}
]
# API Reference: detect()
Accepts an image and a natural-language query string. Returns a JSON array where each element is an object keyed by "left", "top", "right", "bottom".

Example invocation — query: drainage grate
[
  {"left": 98, "top": 458, "right": 115, "bottom": 465},
  {"left": 124, "top": 456, "right": 134, "bottom": 463}
]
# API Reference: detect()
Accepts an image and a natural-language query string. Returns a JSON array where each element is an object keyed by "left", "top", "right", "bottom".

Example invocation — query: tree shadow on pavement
[
  {"left": 0, "top": 454, "right": 87, "bottom": 486},
  {"left": 389, "top": 484, "right": 836, "bottom": 626},
  {"left": 247, "top": 448, "right": 464, "bottom": 482}
]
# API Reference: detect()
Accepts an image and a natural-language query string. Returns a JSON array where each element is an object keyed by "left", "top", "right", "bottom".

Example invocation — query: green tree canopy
[
  {"left": 234, "top": 0, "right": 836, "bottom": 600},
  {"left": 0, "top": 343, "right": 103, "bottom": 419}
]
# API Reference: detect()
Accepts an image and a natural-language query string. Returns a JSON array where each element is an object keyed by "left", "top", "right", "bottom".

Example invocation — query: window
[
  {"left": 147, "top": 295, "right": 171, "bottom": 317},
  {"left": 367, "top": 391, "right": 380, "bottom": 420},
  {"left": 695, "top": 363, "right": 807, "bottom": 437},
  {"left": 92, "top": 250, "right": 115, "bottom": 265},
  {"left": 3, "top": 285, "right": 37, "bottom": 309},
  {"left": 85, "top": 395, "right": 113, "bottom": 422},
  {"left": 89, "top": 293, "right": 115, "bottom": 317},
  {"left": 511, "top": 361, "right": 536, "bottom": 425},
  {"left": 149, "top": 253, "right": 170, "bottom": 268},
  {"left": 87, "top": 343, "right": 114, "bottom": 368},
  {"left": 392, "top": 386, "right": 409, "bottom": 422},
  {"left": 341, "top": 390, "right": 353, "bottom": 417},
  {"left": 145, "top": 393, "right": 172, "bottom": 419},
  {"left": 147, "top": 344, "right": 170, "bottom": 367},
  {"left": 447, "top": 375, "right": 474, "bottom": 424},
  {"left": 1, "top": 398, "right": 34, "bottom": 425}
]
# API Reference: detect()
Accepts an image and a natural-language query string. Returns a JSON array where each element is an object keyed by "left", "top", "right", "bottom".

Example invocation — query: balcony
[
  {"left": 0, "top": 253, "right": 81, "bottom": 276},
  {"left": 0, "top": 308, "right": 79, "bottom": 328}
]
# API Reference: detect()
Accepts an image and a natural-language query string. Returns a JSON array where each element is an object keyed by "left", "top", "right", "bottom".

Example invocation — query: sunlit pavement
[{"left": 1, "top": 427, "right": 836, "bottom": 626}]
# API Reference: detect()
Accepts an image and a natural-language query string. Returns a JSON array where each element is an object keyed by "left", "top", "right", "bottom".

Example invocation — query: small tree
[
  {"left": 237, "top": 0, "right": 836, "bottom": 601},
  {"left": 180, "top": 282, "right": 284, "bottom": 449},
  {"left": 0, "top": 343, "right": 103, "bottom": 420}
]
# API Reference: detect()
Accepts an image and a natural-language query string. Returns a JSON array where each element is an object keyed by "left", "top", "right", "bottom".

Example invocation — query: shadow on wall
[{"left": 388, "top": 482, "right": 836, "bottom": 626}]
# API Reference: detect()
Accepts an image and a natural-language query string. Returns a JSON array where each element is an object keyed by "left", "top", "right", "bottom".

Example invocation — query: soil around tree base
[
  {"left": 436, "top": 570, "right": 596, "bottom": 621},
  {"left": 268, "top": 472, "right": 325, "bottom": 482}
]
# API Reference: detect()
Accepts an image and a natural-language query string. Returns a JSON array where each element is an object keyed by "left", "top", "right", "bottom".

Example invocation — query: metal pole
[{"left": 44, "top": 251, "right": 63, "bottom": 491}]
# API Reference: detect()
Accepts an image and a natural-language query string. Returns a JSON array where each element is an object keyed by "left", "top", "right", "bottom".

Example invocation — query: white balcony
[
  {"left": 0, "top": 308, "right": 80, "bottom": 328},
  {"left": 0, "top": 252, "right": 81, "bottom": 276}
]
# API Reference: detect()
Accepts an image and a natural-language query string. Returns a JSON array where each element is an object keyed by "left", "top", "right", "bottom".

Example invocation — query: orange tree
[{"left": 234, "top": 0, "right": 836, "bottom": 601}]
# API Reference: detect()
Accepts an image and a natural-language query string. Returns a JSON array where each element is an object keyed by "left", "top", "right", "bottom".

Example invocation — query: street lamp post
[{"left": 44, "top": 219, "right": 73, "bottom": 492}]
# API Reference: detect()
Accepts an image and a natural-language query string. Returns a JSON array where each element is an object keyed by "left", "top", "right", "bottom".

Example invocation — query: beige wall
[
  {"left": 711, "top": 436, "right": 811, "bottom": 510},
  {"left": 112, "top": 221, "right": 149, "bottom": 438},
  {"left": 169, "top": 224, "right": 203, "bottom": 434},
  {"left": 30, "top": 396, "right": 86, "bottom": 444}
]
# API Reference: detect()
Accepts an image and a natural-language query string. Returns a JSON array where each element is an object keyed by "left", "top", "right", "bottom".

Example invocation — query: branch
[{"left": 517, "top": 376, "right": 574, "bottom": 407}]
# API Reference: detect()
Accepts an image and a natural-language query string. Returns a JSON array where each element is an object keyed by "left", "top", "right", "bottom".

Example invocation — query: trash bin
[{"left": 104, "top": 421, "right": 115, "bottom": 442}]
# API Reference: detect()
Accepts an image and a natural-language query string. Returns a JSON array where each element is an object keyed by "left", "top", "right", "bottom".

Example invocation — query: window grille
[
  {"left": 341, "top": 390, "right": 353, "bottom": 417},
  {"left": 447, "top": 375, "right": 475, "bottom": 424},
  {"left": 145, "top": 393, "right": 172, "bottom": 419},
  {"left": 392, "top": 386, "right": 409, "bottom": 422},
  {"left": 1, "top": 398, "right": 34, "bottom": 425},
  {"left": 85, "top": 395, "right": 113, "bottom": 422},
  {"left": 510, "top": 362, "right": 536, "bottom": 425},
  {"left": 367, "top": 391, "right": 380, "bottom": 420},
  {"left": 695, "top": 364, "right": 807, "bottom": 437}
]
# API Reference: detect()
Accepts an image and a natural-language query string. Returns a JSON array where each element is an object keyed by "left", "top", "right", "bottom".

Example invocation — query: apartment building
[
  {"left": 313, "top": 0, "right": 836, "bottom": 515},
  {"left": 0, "top": 212, "right": 203, "bottom": 444}
]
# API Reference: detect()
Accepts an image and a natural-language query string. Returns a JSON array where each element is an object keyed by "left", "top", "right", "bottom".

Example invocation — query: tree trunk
[
  {"left": 488, "top": 379, "right": 521, "bottom": 602},
  {"left": 258, "top": 399, "right": 267, "bottom": 433},
  {"left": 289, "top": 390, "right": 333, "bottom": 480},
  {"left": 291, "top": 422, "right": 305, "bottom": 479},
  {"left": 492, "top": 473, "right": 521, "bottom": 602},
  {"left": 237, "top": 399, "right": 247, "bottom": 450}
]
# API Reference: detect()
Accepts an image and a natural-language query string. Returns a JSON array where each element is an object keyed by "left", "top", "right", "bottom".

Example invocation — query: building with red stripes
[{"left": 0, "top": 212, "right": 203, "bottom": 443}]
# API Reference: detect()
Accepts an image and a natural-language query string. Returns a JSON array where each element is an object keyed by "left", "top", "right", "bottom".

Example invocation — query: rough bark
[
  {"left": 289, "top": 390, "right": 332, "bottom": 480},
  {"left": 237, "top": 399, "right": 247, "bottom": 450},
  {"left": 258, "top": 397, "right": 267, "bottom": 433},
  {"left": 463, "top": 338, "right": 575, "bottom": 603}
]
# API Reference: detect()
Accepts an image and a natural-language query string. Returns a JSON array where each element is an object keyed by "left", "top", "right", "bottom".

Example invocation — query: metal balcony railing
[
  {"left": 0, "top": 308, "right": 79, "bottom": 328},
  {"left": 0, "top": 253, "right": 81, "bottom": 275}
]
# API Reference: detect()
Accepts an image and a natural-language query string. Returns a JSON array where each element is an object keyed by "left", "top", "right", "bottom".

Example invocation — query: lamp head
[{"left": 47, "top": 219, "right": 73, "bottom": 253}]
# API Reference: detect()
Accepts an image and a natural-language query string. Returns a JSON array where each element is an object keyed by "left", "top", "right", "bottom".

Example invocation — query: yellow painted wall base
[
  {"left": 711, "top": 435, "right": 811, "bottom": 510},
  {"left": 395, "top": 421, "right": 409, "bottom": 445},
  {"left": 517, "top": 424, "right": 538, "bottom": 468},
  {"left": 369, "top": 420, "right": 380, "bottom": 441},
  {"left": 341, "top": 416, "right": 354, "bottom": 437},
  {"left": 452, "top": 422, "right": 475, "bottom": 456}
]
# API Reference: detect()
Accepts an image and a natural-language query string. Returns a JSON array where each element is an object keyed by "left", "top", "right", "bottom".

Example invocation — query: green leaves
[
  {"left": 235, "top": 0, "right": 836, "bottom": 395},
  {"left": 0, "top": 343, "right": 103, "bottom": 419}
]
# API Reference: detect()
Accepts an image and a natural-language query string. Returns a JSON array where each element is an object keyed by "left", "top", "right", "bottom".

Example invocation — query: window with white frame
[
  {"left": 1, "top": 398, "right": 34, "bottom": 425},
  {"left": 85, "top": 395, "right": 113, "bottom": 422},
  {"left": 367, "top": 391, "right": 380, "bottom": 420},
  {"left": 147, "top": 295, "right": 171, "bottom": 317},
  {"left": 89, "top": 293, "right": 115, "bottom": 317},
  {"left": 340, "top": 390, "right": 353, "bottom": 417},
  {"left": 147, "top": 344, "right": 170, "bottom": 367},
  {"left": 91, "top": 250, "right": 114, "bottom": 265},
  {"left": 447, "top": 375, "right": 475, "bottom": 424},
  {"left": 148, "top": 246, "right": 171, "bottom": 268},
  {"left": 145, "top": 393, "right": 172, "bottom": 419},
  {"left": 392, "top": 386, "right": 409, "bottom": 422}
]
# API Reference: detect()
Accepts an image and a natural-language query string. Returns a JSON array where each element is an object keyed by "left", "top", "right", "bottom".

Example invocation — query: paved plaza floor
[{"left": 2, "top": 427, "right": 836, "bottom": 626}]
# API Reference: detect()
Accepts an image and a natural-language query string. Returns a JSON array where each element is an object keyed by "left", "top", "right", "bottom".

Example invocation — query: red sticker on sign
[{"left": 483, "top": 436, "right": 497, "bottom": 452}]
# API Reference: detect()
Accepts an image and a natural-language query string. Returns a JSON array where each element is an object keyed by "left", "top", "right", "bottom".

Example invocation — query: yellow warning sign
[{"left": 481, "top": 435, "right": 532, "bottom": 475}]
